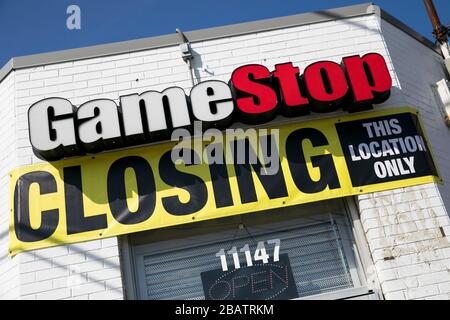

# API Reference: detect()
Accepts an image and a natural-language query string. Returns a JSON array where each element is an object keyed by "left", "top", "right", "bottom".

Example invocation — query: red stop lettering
[
  {"left": 304, "top": 61, "right": 349, "bottom": 111},
  {"left": 273, "top": 62, "right": 309, "bottom": 115},
  {"left": 231, "top": 64, "right": 278, "bottom": 122},
  {"left": 343, "top": 53, "right": 392, "bottom": 106}
]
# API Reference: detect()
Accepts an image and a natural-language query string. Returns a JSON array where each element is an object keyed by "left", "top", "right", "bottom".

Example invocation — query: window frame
[{"left": 118, "top": 197, "right": 381, "bottom": 300}]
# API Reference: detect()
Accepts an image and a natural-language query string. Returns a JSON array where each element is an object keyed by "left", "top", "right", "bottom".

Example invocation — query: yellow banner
[{"left": 9, "top": 107, "right": 441, "bottom": 255}]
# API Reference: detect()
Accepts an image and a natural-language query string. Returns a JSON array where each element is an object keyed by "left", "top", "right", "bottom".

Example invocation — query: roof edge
[
  {"left": 0, "top": 2, "right": 439, "bottom": 84},
  {"left": 379, "top": 8, "right": 438, "bottom": 53},
  {"left": 0, "top": 3, "right": 374, "bottom": 83}
]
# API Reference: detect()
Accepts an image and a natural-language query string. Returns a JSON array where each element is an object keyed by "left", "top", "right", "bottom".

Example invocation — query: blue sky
[{"left": 0, "top": 0, "right": 449, "bottom": 68}]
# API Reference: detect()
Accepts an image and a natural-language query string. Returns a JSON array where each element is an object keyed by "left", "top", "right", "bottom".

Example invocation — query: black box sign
[
  {"left": 201, "top": 254, "right": 298, "bottom": 300},
  {"left": 336, "top": 112, "right": 438, "bottom": 187}
]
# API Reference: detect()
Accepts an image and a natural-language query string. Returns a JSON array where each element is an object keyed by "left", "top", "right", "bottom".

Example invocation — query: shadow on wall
[
  {"left": 2, "top": 224, "right": 123, "bottom": 296},
  {"left": 187, "top": 8, "right": 382, "bottom": 84},
  {"left": 1, "top": 6, "right": 427, "bottom": 299}
]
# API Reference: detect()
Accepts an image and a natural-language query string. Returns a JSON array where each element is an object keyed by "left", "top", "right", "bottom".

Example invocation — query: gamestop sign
[
  {"left": 9, "top": 108, "right": 439, "bottom": 255},
  {"left": 28, "top": 53, "right": 392, "bottom": 160}
]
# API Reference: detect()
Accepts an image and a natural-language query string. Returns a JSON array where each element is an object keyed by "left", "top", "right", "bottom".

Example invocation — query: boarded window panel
[{"left": 133, "top": 203, "right": 360, "bottom": 300}]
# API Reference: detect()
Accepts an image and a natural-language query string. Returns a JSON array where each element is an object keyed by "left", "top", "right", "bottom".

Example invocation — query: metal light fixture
[{"left": 176, "top": 28, "right": 196, "bottom": 86}]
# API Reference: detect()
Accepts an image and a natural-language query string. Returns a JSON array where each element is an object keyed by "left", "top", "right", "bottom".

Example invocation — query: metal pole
[
  {"left": 423, "top": 0, "right": 448, "bottom": 44},
  {"left": 176, "top": 28, "right": 196, "bottom": 87}
]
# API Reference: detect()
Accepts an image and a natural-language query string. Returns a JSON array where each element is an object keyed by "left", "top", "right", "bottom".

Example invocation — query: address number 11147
[{"left": 215, "top": 239, "right": 281, "bottom": 272}]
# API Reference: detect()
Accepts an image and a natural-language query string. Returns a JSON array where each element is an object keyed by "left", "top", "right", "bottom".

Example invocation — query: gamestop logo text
[{"left": 28, "top": 53, "right": 392, "bottom": 161}]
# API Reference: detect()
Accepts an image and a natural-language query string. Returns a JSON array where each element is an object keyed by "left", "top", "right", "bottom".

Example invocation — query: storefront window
[{"left": 127, "top": 199, "right": 372, "bottom": 300}]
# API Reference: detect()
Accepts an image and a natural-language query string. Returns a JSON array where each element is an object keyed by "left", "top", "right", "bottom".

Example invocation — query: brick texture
[
  {"left": 353, "top": 16, "right": 450, "bottom": 300},
  {"left": 1, "top": 8, "right": 450, "bottom": 300}
]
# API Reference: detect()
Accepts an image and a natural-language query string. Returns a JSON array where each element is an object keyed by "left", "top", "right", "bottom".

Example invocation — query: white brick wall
[
  {"left": 1, "top": 8, "right": 450, "bottom": 300},
  {"left": 15, "top": 238, "right": 123, "bottom": 300},
  {"left": 353, "top": 15, "right": 450, "bottom": 300},
  {"left": 358, "top": 184, "right": 450, "bottom": 300},
  {"left": 0, "top": 72, "right": 20, "bottom": 299}
]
